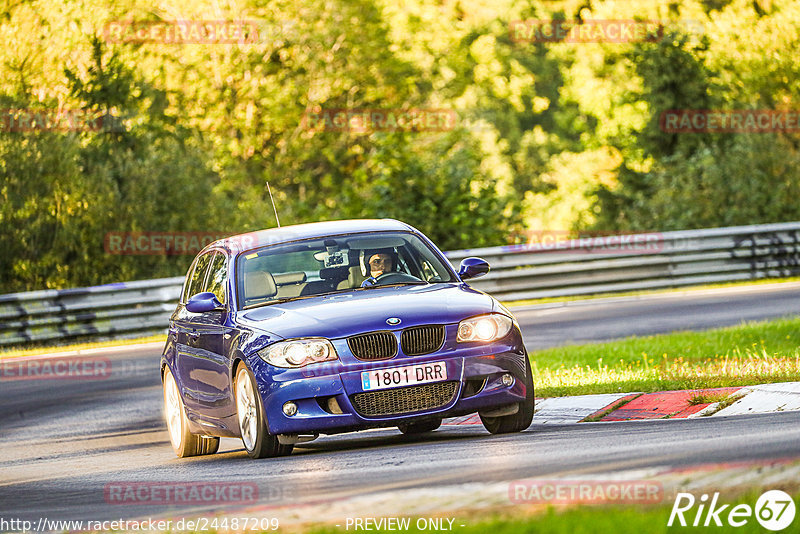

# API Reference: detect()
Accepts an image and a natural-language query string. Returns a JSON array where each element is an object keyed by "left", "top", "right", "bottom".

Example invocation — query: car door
[
  {"left": 166, "top": 254, "right": 199, "bottom": 372},
  {"left": 173, "top": 250, "right": 214, "bottom": 415},
  {"left": 190, "top": 250, "right": 236, "bottom": 420}
]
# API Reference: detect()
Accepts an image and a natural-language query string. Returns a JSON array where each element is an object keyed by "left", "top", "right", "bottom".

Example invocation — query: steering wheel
[{"left": 371, "top": 272, "right": 422, "bottom": 286}]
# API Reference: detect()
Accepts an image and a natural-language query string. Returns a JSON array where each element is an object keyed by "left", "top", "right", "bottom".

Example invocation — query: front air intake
[
  {"left": 401, "top": 325, "right": 445, "bottom": 356},
  {"left": 347, "top": 331, "right": 397, "bottom": 361},
  {"left": 350, "top": 381, "right": 458, "bottom": 417}
]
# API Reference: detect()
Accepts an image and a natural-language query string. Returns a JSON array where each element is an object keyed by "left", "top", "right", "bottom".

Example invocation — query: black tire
[
  {"left": 235, "top": 364, "right": 293, "bottom": 459},
  {"left": 398, "top": 419, "right": 442, "bottom": 435},
  {"left": 163, "top": 367, "right": 220, "bottom": 458},
  {"left": 480, "top": 358, "right": 535, "bottom": 434}
]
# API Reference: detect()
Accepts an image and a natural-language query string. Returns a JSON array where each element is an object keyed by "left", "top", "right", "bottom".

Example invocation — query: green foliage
[
  {"left": 592, "top": 1, "right": 800, "bottom": 232},
  {"left": 592, "top": 31, "right": 721, "bottom": 231},
  {"left": 0, "top": 37, "right": 227, "bottom": 291},
  {"left": 617, "top": 134, "right": 800, "bottom": 231},
  {"left": 351, "top": 133, "right": 522, "bottom": 250},
  {"left": 1, "top": 0, "right": 800, "bottom": 291}
]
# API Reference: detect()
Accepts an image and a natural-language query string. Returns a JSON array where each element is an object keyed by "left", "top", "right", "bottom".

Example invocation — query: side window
[
  {"left": 205, "top": 251, "right": 228, "bottom": 306},
  {"left": 185, "top": 252, "right": 213, "bottom": 301}
]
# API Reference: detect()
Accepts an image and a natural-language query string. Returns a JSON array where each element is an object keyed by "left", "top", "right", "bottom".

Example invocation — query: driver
[{"left": 361, "top": 248, "right": 398, "bottom": 287}]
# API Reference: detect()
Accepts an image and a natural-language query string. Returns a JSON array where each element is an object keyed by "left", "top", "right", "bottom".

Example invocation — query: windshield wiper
[
  {"left": 358, "top": 281, "right": 429, "bottom": 290},
  {"left": 242, "top": 296, "right": 307, "bottom": 310}
]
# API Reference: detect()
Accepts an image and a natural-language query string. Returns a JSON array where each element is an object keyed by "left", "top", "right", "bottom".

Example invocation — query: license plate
[{"left": 361, "top": 362, "right": 447, "bottom": 391}]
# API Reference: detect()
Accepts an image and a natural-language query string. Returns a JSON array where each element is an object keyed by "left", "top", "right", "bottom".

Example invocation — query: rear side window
[
  {"left": 185, "top": 252, "right": 213, "bottom": 301},
  {"left": 205, "top": 251, "right": 228, "bottom": 305}
]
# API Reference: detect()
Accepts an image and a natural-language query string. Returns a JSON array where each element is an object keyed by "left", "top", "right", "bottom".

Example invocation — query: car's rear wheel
[
  {"left": 163, "top": 367, "right": 220, "bottom": 457},
  {"left": 397, "top": 419, "right": 442, "bottom": 435},
  {"left": 235, "top": 364, "right": 293, "bottom": 459},
  {"left": 480, "top": 359, "right": 535, "bottom": 434}
]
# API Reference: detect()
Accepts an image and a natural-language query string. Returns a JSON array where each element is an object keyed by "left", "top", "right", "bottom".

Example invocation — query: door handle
[{"left": 188, "top": 331, "right": 200, "bottom": 344}]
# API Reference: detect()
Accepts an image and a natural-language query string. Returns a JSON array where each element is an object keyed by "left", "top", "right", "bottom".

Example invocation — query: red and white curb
[
  {"left": 443, "top": 381, "right": 800, "bottom": 426},
  {"left": 711, "top": 382, "right": 800, "bottom": 416}
]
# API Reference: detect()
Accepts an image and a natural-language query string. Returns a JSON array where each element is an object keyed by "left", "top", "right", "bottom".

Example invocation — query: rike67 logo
[{"left": 668, "top": 490, "right": 796, "bottom": 531}]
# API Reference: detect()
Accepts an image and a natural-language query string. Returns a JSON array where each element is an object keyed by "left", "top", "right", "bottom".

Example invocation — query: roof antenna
[{"left": 266, "top": 181, "right": 281, "bottom": 228}]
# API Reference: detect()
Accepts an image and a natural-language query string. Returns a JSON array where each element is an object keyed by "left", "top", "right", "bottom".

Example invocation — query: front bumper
[{"left": 249, "top": 326, "right": 529, "bottom": 435}]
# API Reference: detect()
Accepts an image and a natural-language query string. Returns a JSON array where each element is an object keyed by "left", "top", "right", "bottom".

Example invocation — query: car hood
[{"left": 236, "top": 283, "right": 496, "bottom": 340}]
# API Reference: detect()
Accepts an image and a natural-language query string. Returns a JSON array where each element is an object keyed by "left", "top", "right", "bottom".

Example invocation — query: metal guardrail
[
  {"left": 0, "top": 277, "right": 184, "bottom": 347},
  {"left": 447, "top": 221, "right": 800, "bottom": 302},
  {"left": 2, "top": 222, "right": 799, "bottom": 347}
]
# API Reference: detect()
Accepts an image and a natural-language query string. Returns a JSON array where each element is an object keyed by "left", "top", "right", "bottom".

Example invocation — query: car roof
[{"left": 204, "top": 219, "right": 417, "bottom": 255}]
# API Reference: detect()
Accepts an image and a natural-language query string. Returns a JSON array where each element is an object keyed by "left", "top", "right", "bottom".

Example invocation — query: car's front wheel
[
  {"left": 163, "top": 366, "right": 220, "bottom": 457},
  {"left": 235, "top": 364, "right": 293, "bottom": 459},
  {"left": 480, "top": 358, "right": 535, "bottom": 434}
]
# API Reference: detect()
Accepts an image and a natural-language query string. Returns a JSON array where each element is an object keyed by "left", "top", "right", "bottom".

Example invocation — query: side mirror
[
  {"left": 186, "top": 292, "right": 224, "bottom": 313},
  {"left": 458, "top": 257, "right": 490, "bottom": 280}
]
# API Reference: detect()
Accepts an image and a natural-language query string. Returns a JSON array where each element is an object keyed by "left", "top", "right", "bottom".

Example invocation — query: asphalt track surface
[{"left": 2, "top": 283, "right": 800, "bottom": 524}]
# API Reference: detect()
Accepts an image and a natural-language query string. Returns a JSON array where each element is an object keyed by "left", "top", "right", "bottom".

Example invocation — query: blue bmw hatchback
[{"left": 161, "top": 219, "right": 534, "bottom": 459}]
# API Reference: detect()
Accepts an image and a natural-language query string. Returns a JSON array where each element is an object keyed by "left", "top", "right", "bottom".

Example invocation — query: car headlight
[
  {"left": 457, "top": 314, "right": 513, "bottom": 342},
  {"left": 258, "top": 338, "right": 338, "bottom": 368}
]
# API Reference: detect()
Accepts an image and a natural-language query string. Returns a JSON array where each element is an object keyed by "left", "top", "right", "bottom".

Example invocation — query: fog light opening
[
  {"left": 327, "top": 396, "right": 344, "bottom": 415},
  {"left": 501, "top": 373, "right": 514, "bottom": 387},
  {"left": 282, "top": 401, "right": 298, "bottom": 417}
]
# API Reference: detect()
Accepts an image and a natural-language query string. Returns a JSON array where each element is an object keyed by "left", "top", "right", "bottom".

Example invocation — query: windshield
[{"left": 235, "top": 231, "right": 457, "bottom": 309}]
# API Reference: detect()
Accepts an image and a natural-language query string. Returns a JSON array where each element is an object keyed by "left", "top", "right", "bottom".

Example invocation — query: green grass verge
[
  {"left": 0, "top": 334, "right": 166, "bottom": 359},
  {"left": 531, "top": 316, "right": 800, "bottom": 397},
  {"left": 305, "top": 491, "right": 800, "bottom": 534}
]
